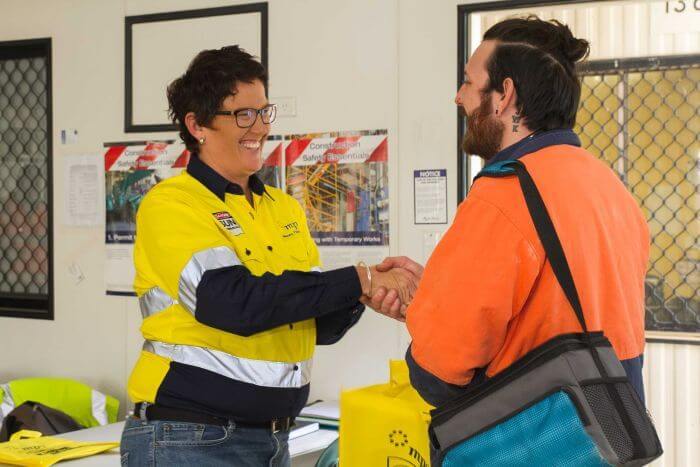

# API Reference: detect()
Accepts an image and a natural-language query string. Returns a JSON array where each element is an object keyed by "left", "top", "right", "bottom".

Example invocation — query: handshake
[{"left": 355, "top": 256, "right": 424, "bottom": 322}]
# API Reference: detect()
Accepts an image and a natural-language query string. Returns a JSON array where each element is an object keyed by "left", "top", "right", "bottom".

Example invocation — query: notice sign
[{"left": 414, "top": 169, "right": 447, "bottom": 224}]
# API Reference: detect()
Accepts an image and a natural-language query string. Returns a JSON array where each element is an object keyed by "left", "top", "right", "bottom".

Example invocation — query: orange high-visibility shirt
[{"left": 407, "top": 144, "right": 649, "bottom": 386}]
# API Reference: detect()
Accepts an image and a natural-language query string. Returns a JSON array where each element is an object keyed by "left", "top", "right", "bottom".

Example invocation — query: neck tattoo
[{"left": 512, "top": 114, "right": 521, "bottom": 133}]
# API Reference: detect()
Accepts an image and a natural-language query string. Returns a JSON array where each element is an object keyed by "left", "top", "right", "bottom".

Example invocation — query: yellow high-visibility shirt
[{"left": 128, "top": 154, "right": 363, "bottom": 422}]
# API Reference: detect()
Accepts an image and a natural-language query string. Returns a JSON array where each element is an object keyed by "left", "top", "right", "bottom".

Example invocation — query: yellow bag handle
[
  {"left": 389, "top": 360, "right": 409, "bottom": 386},
  {"left": 9, "top": 430, "right": 43, "bottom": 442},
  {"left": 389, "top": 360, "right": 433, "bottom": 422}
]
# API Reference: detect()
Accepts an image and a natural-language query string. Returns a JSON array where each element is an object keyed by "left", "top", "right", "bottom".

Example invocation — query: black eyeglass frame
[{"left": 214, "top": 104, "right": 277, "bottom": 128}]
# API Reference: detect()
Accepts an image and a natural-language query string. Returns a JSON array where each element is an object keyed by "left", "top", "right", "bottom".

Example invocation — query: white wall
[{"left": 0, "top": 1, "right": 697, "bottom": 464}]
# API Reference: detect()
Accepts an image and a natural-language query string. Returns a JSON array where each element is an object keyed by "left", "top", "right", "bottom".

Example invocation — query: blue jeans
[{"left": 120, "top": 416, "right": 290, "bottom": 466}]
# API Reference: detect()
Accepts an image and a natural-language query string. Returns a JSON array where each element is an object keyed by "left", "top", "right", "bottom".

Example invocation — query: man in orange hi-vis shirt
[{"left": 367, "top": 17, "right": 649, "bottom": 411}]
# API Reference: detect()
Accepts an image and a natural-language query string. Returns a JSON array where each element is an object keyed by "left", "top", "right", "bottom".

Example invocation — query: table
[{"left": 1, "top": 421, "right": 336, "bottom": 466}]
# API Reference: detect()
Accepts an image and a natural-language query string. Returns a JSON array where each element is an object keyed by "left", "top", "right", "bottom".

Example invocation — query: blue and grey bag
[{"left": 428, "top": 161, "right": 663, "bottom": 466}]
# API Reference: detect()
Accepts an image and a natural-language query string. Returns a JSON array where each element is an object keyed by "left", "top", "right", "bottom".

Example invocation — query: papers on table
[
  {"left": 288, "top": 429, "right": 338, "bottom": 457},
  {"left": 297, "top": 400, "right": 340, "bottom": 428},
  {"left": 287, "top": 400, "right": 340, "bottom": 457},
  {"left": 290, "top": 420, "right": 320, "bottom": 440}
]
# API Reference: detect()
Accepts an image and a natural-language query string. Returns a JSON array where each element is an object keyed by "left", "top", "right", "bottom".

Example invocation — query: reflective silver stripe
[
  {"left": 90, "top": 389, "right": 108, "bottom": 425},
  {"left": 144, "top": 340, "right": 312, "bottom": 389},
  {"left": 178, "top": 246, "right": 241, "bottom": 314},
  {"left": 310, "top": 266, "right": 322, "bottom": 273},
  {"left": 139, "top": 287, "right": 176, "bottom": 318},
  {"left": 0, "top": 383, "right": 14, "bottom": 422}
]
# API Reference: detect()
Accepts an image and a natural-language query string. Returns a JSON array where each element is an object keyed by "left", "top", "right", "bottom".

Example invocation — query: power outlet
[{"left": 273, "top": 96, "right": 296, "bottom": 117}]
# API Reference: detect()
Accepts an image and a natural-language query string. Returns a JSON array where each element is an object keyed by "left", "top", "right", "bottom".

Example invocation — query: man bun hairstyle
[
  {"left": 484, "top": 15, "right": 590, "bottom": 74},
  {"left": 482, "top": 16, "right": 590, "bottom": 131},
  {"left": 167, "top": 45, "right": 268, "bottom": 153}
]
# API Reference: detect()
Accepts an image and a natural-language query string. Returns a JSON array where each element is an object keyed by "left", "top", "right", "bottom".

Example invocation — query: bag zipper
[{"left": 432, "top": 332, "right": 609, "bottom": 424}]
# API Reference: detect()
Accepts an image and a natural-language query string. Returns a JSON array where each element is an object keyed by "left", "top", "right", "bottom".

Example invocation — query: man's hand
[
  {"left": 370, "top": 265, "right": 417, "bottom": 304},
  {"left": 360, "top": 256, "right": 424, "bottom": 321},
  {"left": 376, "top": 256, "right": 424, "bottom": 277}
]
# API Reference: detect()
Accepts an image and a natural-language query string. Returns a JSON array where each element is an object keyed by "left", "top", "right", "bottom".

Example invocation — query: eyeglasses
[{"left": 214, "top": 104, "right": 277, "bottom": 128}]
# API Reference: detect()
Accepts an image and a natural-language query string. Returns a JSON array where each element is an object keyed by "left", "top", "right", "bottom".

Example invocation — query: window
[
  {"left": 0, "top": 39, "right": 53, "bottom": 319},
  {"left": 576, "top": 56, "right": 699, "bottom": 334}
]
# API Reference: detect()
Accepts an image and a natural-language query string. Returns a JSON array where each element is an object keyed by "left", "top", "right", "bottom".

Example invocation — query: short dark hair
[
  {"left": 167, "top": 45, "right": 268, "bottom": 153},
  {"left": 482, "top": 16, "right": 590, "bottom": 131}
]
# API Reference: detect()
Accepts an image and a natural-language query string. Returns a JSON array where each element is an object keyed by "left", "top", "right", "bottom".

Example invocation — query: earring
[{"left": 199, "top": 137, "right": 205, "bottom": 145}]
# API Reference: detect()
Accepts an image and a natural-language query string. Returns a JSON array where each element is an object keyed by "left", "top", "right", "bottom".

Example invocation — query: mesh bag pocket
[
  {"left": 442, "top": 390, "right": 609, "bottom": 467},
  {"left": 582, "top": 381, "right": 661, "bottom": 464}
]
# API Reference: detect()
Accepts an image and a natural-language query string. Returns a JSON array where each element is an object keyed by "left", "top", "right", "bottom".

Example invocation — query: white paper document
[
  {"left": 288, "top": 429, "right": 338, "bottom": 457},
  {"left": 64, "top": 154, "right": 102, "bottom": 226},
  {"left": 299, "top": 400, "right": 340, "bottom": 420},
  {"left": 414, "top": 169, "right": 447, "bottom": 224},
  {"left": 290, "top": 421, "right": 320, "bottom": 440}
]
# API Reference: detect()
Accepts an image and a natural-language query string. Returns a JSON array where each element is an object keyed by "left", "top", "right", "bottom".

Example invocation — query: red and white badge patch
[{"left": 213, "top": 211, "right": 243, "bottom": 236}]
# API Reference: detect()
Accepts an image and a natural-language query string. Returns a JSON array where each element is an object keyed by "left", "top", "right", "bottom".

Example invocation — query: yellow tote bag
[
  {"left": 340, "top": 360, "right": 433, "bottom": 467},
  {"left": 0, "top": 430, "right": 119, "bottom": 466}
]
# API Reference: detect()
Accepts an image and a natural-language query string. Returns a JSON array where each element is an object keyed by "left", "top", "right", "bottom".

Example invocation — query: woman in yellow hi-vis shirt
[{"left": 119, "top": 46, "right": 417, "bottom": 466}]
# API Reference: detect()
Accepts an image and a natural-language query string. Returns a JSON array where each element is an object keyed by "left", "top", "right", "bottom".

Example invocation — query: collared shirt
[
  {"left": 187, "top": 153, "right": 270, "bottom": 200},
  {"left": 482, "top": 128, "right": 581, "bottom": 169}
]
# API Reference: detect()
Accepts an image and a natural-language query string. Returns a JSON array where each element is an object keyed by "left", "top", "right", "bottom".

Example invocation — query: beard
[{"left": 461, "top": 93, "right": 504, "bottom": 161}]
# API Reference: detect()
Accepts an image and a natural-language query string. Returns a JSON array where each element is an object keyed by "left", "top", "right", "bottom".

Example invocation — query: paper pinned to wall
[
  {"left": 414, "top": 169, "right": 447, "bottom": 224},
  {"left": 63, "top": 154, "right": 102, "bottom": 227}
]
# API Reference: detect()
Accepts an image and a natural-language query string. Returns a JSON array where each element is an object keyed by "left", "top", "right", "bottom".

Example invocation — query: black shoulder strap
[
  {"left": 507, "top": 160, "right": 589, "bottom": 333},
  {"left": 508, "top": 160, "right": 650, "bottom": 457}
]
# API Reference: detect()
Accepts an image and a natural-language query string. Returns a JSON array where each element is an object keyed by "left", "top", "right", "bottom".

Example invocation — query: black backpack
[{"left": 0, "top": 401, "right": 84, "bottom": 441}]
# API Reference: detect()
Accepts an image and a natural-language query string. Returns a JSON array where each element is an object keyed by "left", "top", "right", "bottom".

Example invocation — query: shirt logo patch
[
  {"left": 213, "top": 211, "right": 243, "bottom": 236},
  {"left": 281, "top": 221, "right": 300, "bottom": 238}
]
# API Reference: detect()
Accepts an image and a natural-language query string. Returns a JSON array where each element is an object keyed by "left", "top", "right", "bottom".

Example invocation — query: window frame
[
  {"left": 0, "top": 37, "right": 54, "bottom": 320},
  {"left": 124, "top": 3, "right": 269, "bottom": 133}
]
